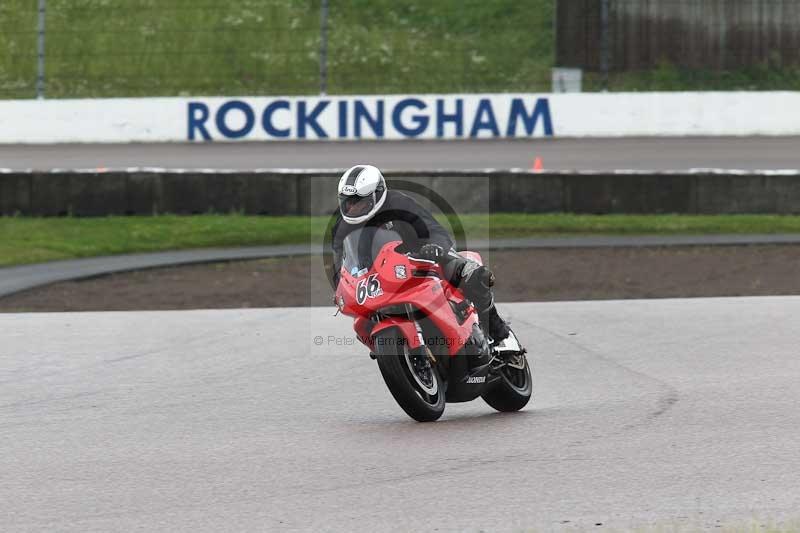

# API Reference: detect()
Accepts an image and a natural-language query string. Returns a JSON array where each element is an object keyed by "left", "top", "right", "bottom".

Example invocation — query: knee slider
[
  {"left": 463, "top": 264, "right": 495, "bottom": 291},
  {"left": 479, "top": 266, "right": 495, "bottom": 288}
]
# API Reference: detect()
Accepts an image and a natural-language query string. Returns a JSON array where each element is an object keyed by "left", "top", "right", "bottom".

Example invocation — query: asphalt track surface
[
  {"left": 2, "top": 137, "right": 800, "bottom": 171},
  {"left": 2, "top": 297, "right": 799, "bottom": 531}
]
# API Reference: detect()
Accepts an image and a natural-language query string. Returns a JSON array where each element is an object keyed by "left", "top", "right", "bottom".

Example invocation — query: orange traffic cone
[{"left": 532, "top": 156, "right": 543, "bottom": 172}]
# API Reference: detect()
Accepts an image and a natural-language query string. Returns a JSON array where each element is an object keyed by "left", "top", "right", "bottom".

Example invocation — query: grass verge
[
  {"left": 0, "top": 0, "right": 553, "bottom": 99},
  {"left": 4, "top": 213, "right": 800, "bottom": 267}
]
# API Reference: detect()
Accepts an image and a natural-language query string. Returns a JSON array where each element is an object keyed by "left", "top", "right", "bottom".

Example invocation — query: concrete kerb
[{"left": 5, "top": 168, "right": 800, "bottom": 216}]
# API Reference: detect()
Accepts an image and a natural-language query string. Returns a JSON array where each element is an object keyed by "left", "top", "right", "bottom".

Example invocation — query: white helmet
[{"left": 337, "top": 164, "right": 387, "bottom": 224}]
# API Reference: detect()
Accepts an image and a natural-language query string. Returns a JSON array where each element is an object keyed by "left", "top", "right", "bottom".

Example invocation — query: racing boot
[{"left": 479, "top": 304, "right": 511, "bottom": 344}]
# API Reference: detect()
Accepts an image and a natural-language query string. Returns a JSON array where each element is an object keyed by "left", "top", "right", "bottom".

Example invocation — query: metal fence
[
  {"left": 557, "top": 0, "right": 800, "bottom": 91},
  {"left": 0, "top": 0, "right": 554, "bottom": 99},
  {"left": 3, "top": 0, "right": 799, "bottom": 99}
]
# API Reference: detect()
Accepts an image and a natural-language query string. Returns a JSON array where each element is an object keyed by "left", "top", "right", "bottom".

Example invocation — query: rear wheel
[
  {"left": 482, "top": 353, "right": 532, "bottom": 412},
  {"left": 374, "top": 328, "right": 445, "bottom": 422}
]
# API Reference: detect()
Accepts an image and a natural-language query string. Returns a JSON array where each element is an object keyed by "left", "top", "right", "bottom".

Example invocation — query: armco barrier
[{"left": 3, "top": 169, "right": 800, "bottom": 216}]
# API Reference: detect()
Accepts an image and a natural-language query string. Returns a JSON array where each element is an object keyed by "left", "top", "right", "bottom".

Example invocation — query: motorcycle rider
[{"left": 330, "top": 164, "right": 511, "bottom": 343}]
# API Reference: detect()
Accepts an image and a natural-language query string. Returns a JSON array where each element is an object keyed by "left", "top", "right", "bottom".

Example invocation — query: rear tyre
[
  {"left": 482, "top": 354, "right": 532, "bottom": 412},
  {"left": 374, "top": 328, "right": 445, "bottom": 422}
]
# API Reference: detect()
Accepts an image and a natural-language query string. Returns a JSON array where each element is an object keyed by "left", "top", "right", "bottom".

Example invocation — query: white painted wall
[{"left": 0, "top": 92, "right": 797, "bottom": 144}]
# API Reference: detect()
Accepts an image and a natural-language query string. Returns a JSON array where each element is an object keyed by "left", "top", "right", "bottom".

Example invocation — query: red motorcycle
[{"left": 334, "top": 226, "right": 532, "bottom": 422}]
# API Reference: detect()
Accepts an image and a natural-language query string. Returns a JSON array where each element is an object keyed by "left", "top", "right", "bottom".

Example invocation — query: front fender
[{"left": 370, "top": 318, "right": 422, "bottom": 351}]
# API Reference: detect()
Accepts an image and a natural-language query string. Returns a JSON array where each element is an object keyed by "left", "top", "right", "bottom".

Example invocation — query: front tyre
[
  {"left": 482, "top": 353, "right": 532, "bottom": 412},
  {"left": 374, "top": 328, "right": 445, "bottom": 422}
]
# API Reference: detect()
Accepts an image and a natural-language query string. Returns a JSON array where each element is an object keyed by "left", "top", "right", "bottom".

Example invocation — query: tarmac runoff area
[
  {"left": 1, "top": 297, "right": 799, "bottom": 531},
  {"left": 3, "top": 136, "right": 800, "bottom": 171}
]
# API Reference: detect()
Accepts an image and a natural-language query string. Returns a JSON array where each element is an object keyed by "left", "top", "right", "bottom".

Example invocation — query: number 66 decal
[{"left": 356, "top": 274, "right": 383, "bottom": 305}]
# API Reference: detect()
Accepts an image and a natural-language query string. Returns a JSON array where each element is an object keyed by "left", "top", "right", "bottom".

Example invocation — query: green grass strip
[{"left": 3, "top": 213, "right": 800, "bottom": 267}]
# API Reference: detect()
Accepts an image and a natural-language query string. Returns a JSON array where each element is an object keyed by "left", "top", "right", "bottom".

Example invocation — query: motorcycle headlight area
[
  {"left": 375, "top": 304, "right": 428, "bottom": 322},
  {"left": 376, "top": 304, "right": 414, "bottom": 317}
]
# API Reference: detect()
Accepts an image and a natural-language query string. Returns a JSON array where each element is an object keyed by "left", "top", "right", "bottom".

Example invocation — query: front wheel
[
  {"left": 482, "top": 353, "right": 532, "bottom": 412},
  {"left": 374, "top": 328, "right": 445, "bottom": 422}
]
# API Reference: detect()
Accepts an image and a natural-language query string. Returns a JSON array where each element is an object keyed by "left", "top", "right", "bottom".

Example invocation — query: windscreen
[{"left": 341, "top": 226, "right": 403, "bottom": 274}]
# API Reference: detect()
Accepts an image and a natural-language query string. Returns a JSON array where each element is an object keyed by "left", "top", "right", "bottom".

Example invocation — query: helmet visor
[{"left": 339, "top": 193, "right": 375, "bottom": 218}]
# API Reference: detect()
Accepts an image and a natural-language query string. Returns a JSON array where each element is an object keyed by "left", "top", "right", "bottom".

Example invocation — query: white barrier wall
[{"left": 0, "top": 92, "right": 798, "bottom": 143}]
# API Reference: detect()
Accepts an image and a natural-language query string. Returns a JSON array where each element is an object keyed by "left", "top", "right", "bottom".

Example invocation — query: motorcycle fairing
[{"left": 337, "top": 240, "right": 479, "bottom": 356}]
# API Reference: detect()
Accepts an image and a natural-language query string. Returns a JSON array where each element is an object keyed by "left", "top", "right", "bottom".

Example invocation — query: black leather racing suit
[{"left": 331, "top": 190, "right": 509, "bottom": 340}]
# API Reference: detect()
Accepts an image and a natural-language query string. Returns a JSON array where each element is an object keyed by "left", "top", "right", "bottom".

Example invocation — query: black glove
[{"left": 416, "top": 243, "right": 445, "bottom": 263}]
